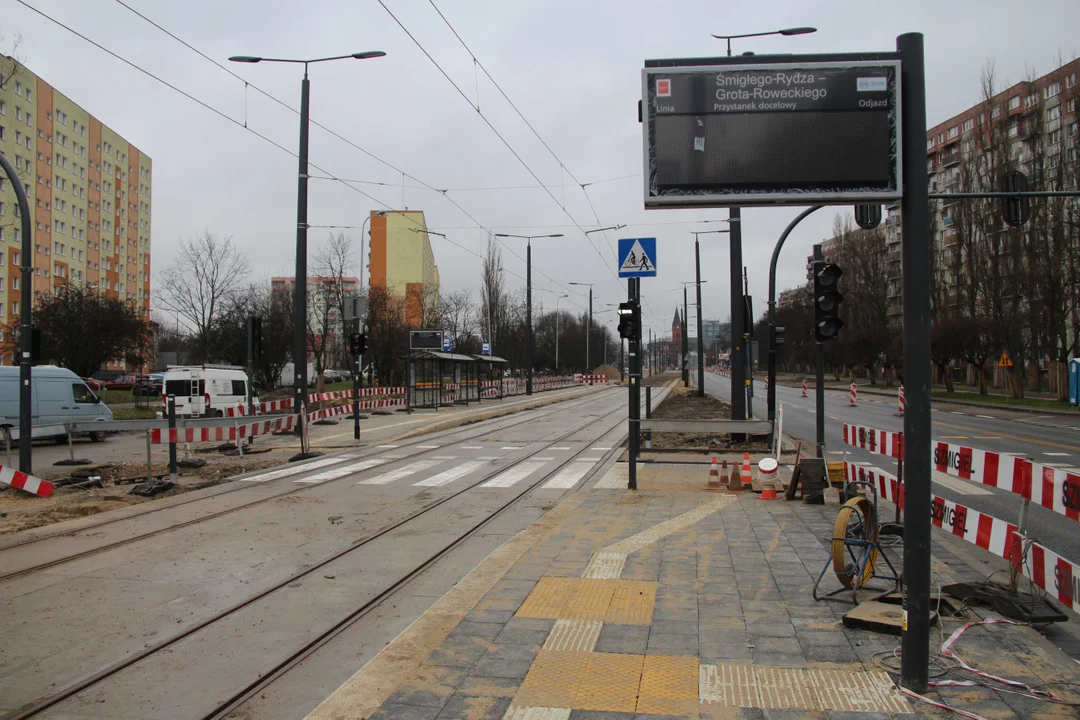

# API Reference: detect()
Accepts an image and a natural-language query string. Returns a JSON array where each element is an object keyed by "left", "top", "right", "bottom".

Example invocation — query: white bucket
[{"left": 757, "top": 457, "right": 779, "bottom": 488}]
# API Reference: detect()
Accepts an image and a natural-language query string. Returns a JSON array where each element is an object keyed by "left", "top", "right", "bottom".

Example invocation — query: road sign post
[
  {"left": 628, "top": 278, "right": 641, "bottom": 491},
  {"left": 618, "top": 237, "right": 658, "bottom": 278}
]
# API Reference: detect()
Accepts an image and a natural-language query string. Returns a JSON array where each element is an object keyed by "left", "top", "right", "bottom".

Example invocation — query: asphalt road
[{"left": 701, "top": 371, "right": 1080, "bottom": 571}]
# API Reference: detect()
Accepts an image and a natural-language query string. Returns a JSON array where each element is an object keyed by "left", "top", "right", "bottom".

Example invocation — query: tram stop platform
[{"left": 306, "top": 460, "right": 1080, "bottom": 720}]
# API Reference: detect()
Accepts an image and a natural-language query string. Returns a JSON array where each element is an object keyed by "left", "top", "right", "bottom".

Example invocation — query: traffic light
[
  {"left": 813, "top": 261, "right": 844, "bottom": 341},
  {"left": 617, "top": 301, "right": 639, "bottom": 340},
  {"left": 350, "top": 332, "right": 367, "bottom": 356},
  {"left": 1000, "top": 170, "right": 1030, "bottom": 227},
  {"left": 743, "top": 296, "right": 755, "bottom": 337},
  {"left": 772, "top": 325, "right": 786, "bottom": 347},
  {"left": 249, "top": 316, "right": 263, "bottom": 361}
]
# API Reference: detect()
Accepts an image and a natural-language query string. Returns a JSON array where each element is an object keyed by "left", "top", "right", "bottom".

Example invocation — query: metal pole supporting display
[
  {"left": 526, "top": 241, "right": 533, "bottom": 395},
  {"left": 682, "top": 286, "right": 689, "bottom": 386},
  {"left": 814, "top": 244, "right": 826, "bottom": 459},
  {"left": 695, "top": 240, "right": 705, "bottom": 396},
  {"left": 898, "top": 31, "right": 932, "bottom": 694},
  {"left": 729, "top": 208, "right": 746, "bottom": 440},
  {"left": 0, "top": 152, "right": 34, "bottom": 473}
]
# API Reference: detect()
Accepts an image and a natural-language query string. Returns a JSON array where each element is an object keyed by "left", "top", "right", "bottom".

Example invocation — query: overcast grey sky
[{"left": 7, "top": 0, "right": 1080, "bottom": 338}]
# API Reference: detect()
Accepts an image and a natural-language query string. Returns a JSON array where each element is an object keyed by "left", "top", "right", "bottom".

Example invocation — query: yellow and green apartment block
[
  {"left": 368, "top": 210, "right": 440, "bottom": 328},
  {"left": 0, "top": 57, "right": 152, "bottom": 363}
]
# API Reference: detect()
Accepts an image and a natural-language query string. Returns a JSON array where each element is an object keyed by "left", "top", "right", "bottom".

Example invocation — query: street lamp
[
  {"left": 569, "top": 282, "right": 595, "bottom": 372},
  {"left": 691, "top": 230, "right": 729, "bottom": 397},
  {"left": 710, "top": 26, "right": 817, "bottom": 56},
  {"left": 677, "top": 280, "right": 707, "bottom": 389},
  {"left": 230, "top": 49, "right": 385, "bottom": 457},
  {"left": 493, "top": 233, "right": 564, "bottom": 395},
  {"left": 555, "top": 293, "right": 568, "bottom": 371}
]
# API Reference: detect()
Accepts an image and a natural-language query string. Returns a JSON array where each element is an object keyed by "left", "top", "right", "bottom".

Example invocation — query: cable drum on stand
[{"left": 832, "top": 496, "right": 880, "bottom": 588}]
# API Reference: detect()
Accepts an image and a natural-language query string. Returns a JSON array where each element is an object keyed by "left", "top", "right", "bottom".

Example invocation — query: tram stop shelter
[
  {"left": 405, "top": 350, "right": 483, "bottom": 410},
  {"left": 472, "top": 354, "right": 509, "bottom": 400}
]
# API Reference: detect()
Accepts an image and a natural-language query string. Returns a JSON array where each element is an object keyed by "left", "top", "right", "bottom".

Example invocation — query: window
[
  {"left": 1009, "top": 119, "right": 1019, "bottom": 138},
  {"left": 12, "top": 302, "right": 18, "bottom": 315},
  {"left": 1008, "top": 95, "right": 1021, "bottom": 110},
  {"left": 1048, "top": 105, "right": 1061, "bottom": 122},
  {"left": 927, "top": 137, "right": 935, "bottom": 150},
  {"left": 1048, "top": 129, "right": 1061, "bottom": 146},
  {"left": 0, "top": 99, "right": 5, "bottom": 114},
  {"left": 1069, "top": 99, "right": 1077, "bottom": 113},
  {"left": 25, "top": 89, "right": 31, "bottom": 103},
  {"left": 962, "top": 118, "right": 974, "bottom": 132},
  {"left": 1068, "top": 72, "right": 1079, "bottom": 89},
  {"left": 12, "top": 277, "right": 18, "bottom": 290},
  {"left": 72, "top": 383, "right": 98, "bottom": 404},
  {"left": 0, "top": 124, "right": 4, "bottom": 140},
  {"left": 1045, "top": 82, "right": 1061, "bottom": 99},
  {"left": 1025, "top": 93, "right": 1038, "bottom": 108},
  {"left": 14, "top": 81, "right": 21, "bottom": 96}
]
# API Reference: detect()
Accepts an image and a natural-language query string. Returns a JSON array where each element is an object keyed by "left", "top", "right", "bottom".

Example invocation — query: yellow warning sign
[{"left": 998, "top": 352, "right": 1014, "bottom": 368}]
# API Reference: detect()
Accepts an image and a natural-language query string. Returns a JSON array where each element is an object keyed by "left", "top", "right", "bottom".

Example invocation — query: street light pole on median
[
  {"left": 494, "top": 233, "right": 563, "bottom": 395},
  {"left": 555, "top": 294, "right": 568, "bottom": 371},
  {"left": 569, "top": 282, "right": 595, "bottom": 372},
  {"left": 691, "top": 230, "right": 729, "bottom": 397},
  {"left": 230, "top": 50, "right": 385, "bottom": 454}
]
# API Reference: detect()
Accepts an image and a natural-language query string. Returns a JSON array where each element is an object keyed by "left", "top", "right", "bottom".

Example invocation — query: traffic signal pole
[
  {"left": 813, "top": 245, "right": 826, "bottom": 459},
  {"left": 352, "top": 317, "right": 361, "bottom": 443},
  {"left": 627, "top": 278, "right": 640, "bottom": 491}
]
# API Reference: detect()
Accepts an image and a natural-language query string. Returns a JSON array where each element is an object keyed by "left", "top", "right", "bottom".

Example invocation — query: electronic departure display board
[{"left": 642, "top": 58, "right": 902, "bottom": 207}]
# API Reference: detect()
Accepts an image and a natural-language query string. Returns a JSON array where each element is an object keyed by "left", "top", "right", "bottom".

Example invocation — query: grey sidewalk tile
[
  {"left": 385, "top": 685, "right": 457, "bottom": 709},
  {"left": 647, "top": 632, "right": 698, "bottom": 655},
  {"left": 470, "top": 657, "right": 534, "bottom": 678},
  {"left": 480, "top": 642, "right": 541, "bottom": 664},
  {"left": 795, "top": 630, "right": 855, "bottom": 647},
  {"left": 502, "top": 617, "right": 556, "bottom": 633},
  {"left": 436, "top": 694, "right": 512, "bottom": 720},
  {"left": 449, "top": 621, "right": 504, "bottom": 641},
  {"left": 569, "top": 712, "right": 637, "bottom": 719},
  {"left": 596, "top": 623, "right": 650, "bottom": 654},
  {"left": 752, "top": 650, "right": 809, "bottom": 667},
  {"left": 651, "top": 619, "right": 699, "bottom": 635},
  {"left": 369, "top": 703, "right": 444, "bottom": 720},
  {"left": 426, "top": 637, "right": 491, "bottom": 668},
  {"left": 494, "top": 626, "right": 550, "bottom": 646},
  {"left": 802, "top": 643, "right": 861, "bottom": 664},
  {"left": 464, "top": 608, "right": 515, "bottom": 624}
]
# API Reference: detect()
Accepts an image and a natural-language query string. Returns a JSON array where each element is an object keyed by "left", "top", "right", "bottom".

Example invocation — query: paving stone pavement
[{"left": 363, "top": 464, "right": 1080, "bottom": 720}]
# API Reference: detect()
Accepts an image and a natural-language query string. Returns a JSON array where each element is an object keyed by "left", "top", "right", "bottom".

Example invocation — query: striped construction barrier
[
  {"left": 849, "top": 382, "right": 858, "bottom": 407},
  {"left": 842, "top": 423, "right": 905, "bottom": 459},
  {"left": 898, "top": 386, "right": 905, "bottom": 416},
  {"left": 0, "top": 464, "right": 55, "bottom": 498},
  {"left": 150, "top": 415, "right": 296, "bottom": 445},
  {"left": 1027, "top": 540, "right": 1080, "bottom": 610}
]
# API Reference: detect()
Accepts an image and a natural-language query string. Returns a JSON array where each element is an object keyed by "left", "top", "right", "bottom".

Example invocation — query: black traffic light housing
[
  {"left": 1000, "top": 170, "right": 1030, "bottom": 227},
  {"left": 772, "top": 325, "right": 786, "bottom": 348},
  {"left": 617, "top": 301, "right": 640, "bottom": 340},
  {"left": 350, "top": 332, "right": 367, "bottom": 356},
  {"left": 814, "top": 261, "right": 844, "bottom": 341},
  {"left": 251, "top": 316, "right": 263, "bottom": 361}
]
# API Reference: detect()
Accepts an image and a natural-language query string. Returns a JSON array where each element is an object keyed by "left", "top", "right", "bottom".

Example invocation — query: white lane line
[
  {"left": 358, "top": 459, "right": 440, "bottom": 485},
  {"left": 951, "top": 412, "right": 966, "bottom": 415},
  {"left": 376, "top": 445, "right": 399, "bottom": 449},
  {"left": 550, "top": 446, "right": 571, "bottom": 451},
  {"left": 932, "top": 470, "right": 993, "bottom": 496},
  {"left": 828, "top": 451, "right": 846, "bottom": 455},
  {"left": 974, "top": 436, "right": 1002, "bottom": 439},
  {"left": 501, "top": 446, "right": 522, "bottom": 450},
  {"left": 591, "top": 446, "right": 612, "bottom": 451},
  {"left": 432, "top": 455, "right": 458, "bottom": 460},
  {"left": 240, "top": 456, "right": 352, "bottom": 482},
  {"left": 481, "top": 460, "right": 549, "bottom": 488},
  {"left": 414, "top": 460, "right": 487, "bottom": 487},
  {"left": 461, "top": 446, "right": 484, "bottom": 450},
  {"left": 532, "top": 457, "right": 555, "bottom": 461},
  {"left": 1044, "top": 452, "right": 1072, "bottom": 457},
  {"left": 478, "top": 456, "right": 503, "bottom": 461},
  {"left": 417, "top": 445, "right": 440, "bottom": 449},
  {"left": 294, "top": 458, "right": 387, "bottom": 484},
  {"left": 542, "top": 461, "right": 596, "bottom": 490},
  {"left": 975, "top": 414, "right": 996, "bottom": 419},
  {"left": 828, "top": 415, "right": 840, "bottom": 420}
]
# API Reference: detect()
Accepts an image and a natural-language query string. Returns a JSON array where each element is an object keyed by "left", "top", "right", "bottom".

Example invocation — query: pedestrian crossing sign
[{"left": 618, "top": 237, "right": 657, "bottom": 278}]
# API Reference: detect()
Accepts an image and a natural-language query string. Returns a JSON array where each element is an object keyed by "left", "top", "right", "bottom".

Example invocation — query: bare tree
[
  {"left": 439, "top": 290, "right": 478, "bottom": 353},
  {"left": 480, "top": 235, "right": 506, "bottom": 352},
  {"left": 311, "top": 233, "right": 355, "bottom": 373},
  {"left": 158, "top": 231, "right": 250, "bottom": 362}
]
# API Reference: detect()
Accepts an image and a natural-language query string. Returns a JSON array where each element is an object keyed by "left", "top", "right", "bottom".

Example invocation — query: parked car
[
  {"left": 104, "top": 374, "right": 137, "bottom": 391},
  {"left": 133, "top": 373, "right": 165, "bottom": 397},
  {"left": 0, "top": 366, "right": 112, "bottom": 441},
  {"left": 82, "top": 377, "right": 105, "bottom": 390},
  {"left": 162, "top": 365, "right": 257, "bottom": 417}
]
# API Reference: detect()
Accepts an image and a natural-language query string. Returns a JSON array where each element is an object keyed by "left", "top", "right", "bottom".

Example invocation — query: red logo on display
[{"left": 656, "top": 79, "right": 672, "bottom": 97}]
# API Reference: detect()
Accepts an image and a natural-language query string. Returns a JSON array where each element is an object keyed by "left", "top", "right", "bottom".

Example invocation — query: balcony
[{"left": 939, "top": 151, "right": 960, "bottom": 167}]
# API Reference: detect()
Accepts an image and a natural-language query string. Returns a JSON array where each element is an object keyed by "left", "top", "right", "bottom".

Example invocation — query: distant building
[
  {"left": 270, "top": 276, "right": 359, "bottom": 296},
  {"left": 671, "top": 307, "right": 683, "bottom": 348},
  {"left": 0, "top": 56, "right": 153, "bottom": 366},
  {"left": 368, "top": 210, "right": 440, "bottom": 327}
]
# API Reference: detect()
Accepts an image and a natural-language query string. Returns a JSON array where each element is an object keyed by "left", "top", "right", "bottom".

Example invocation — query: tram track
[
  {"left": 0, "top": 387, "right": 614, "bottom": 582},
  {"left": 4, "top": 386, "right": 661, "bottom": 720}
]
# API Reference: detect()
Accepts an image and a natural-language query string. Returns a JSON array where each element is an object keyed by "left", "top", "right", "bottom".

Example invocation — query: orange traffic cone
[
  {"left": 707, "top": 457, "right": 722, "bottom": 489},
  {"left": 725, "top": 460, "right": 741, "bottom": 491},
  {"left": 741, "top": 452, "right": 753, "bottom": 489}
]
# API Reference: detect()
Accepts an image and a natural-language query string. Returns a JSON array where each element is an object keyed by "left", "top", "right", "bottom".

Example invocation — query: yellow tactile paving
[
  {"left": 577, "top": 652, "right": 645, "bottom": 713},
  {"left": 637, "top": 654, "right": 700, "bottom": 716},
  {"left": 515, "top": 578, "right": 657, "bottom": 624},
  {"left": 513, "top": 650, "right": 584, "bottom": 708}
]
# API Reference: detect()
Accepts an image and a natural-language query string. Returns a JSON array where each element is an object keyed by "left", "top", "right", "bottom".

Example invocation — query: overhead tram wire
[
  {"left": 376, "top": 0, "right": 621, "bottom": 289},
  {"left": 426, "top": 0, "right": 620, "bottom": 263},
  {"left": 107, "top": 0, "right": 583, "bottom": 302}
]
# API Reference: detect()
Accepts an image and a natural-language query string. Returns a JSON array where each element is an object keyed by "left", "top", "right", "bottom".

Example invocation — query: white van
[
  {"left": 162, "top": 365, "right": 256, "bottom": 417},
  {"left": 0, "top": 366, "right": 113, "bottom": 441}
]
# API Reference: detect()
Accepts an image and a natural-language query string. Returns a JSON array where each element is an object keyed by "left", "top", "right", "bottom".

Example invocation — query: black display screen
[{"left": 654, "top": 111, "right": 891, "bottom": 190}]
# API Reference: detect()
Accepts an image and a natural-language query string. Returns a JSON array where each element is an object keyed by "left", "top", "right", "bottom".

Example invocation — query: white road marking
[
  {"left": 376, "top": 444, "right": 399, "bottom": 449},
  {"left": 294, "top": 458, "right": 387, "bottom": 484},
  {"left": 550, "top": 446, "right": 571, "bottom": 450},
  {"left": 828, "top": 451, "right": 846, "bottom": 455},
  {"left": 974, "top": 436, "right": 1002, "bottom": 439},
  {"left": 975, "top": 414, "right": 995, "bottom": 419},
  {"left": 1044, "top": 452, "right": 1072, "bottom": 457},
  {"left": 591, "top": 446, "right": 612, "bottom": 451},
  {"left": 414, "top": 460, "right": 487, "bottom": 487},
  {"left": 240, "top": 456, "right": 352, "bottom": 482},
  {"left": 461, "top": 446, "right": 484, "bottom": 450},
  {"left": 417, "top": 445, "right": 440, "bottom": 449},
  {"left": 932, "top": 470, "right": 992, "bottom": 495},
  {"left": 501, "top": 446, "right": 522, "bottom": 450},
  {"left": 532, "top": 457, "right": 555, "bottom": 461},
  {"left": 542, "top": 461, "right": 596, "bottom": 489},
  {"left": 478, "top": 456, "right": 503, "bottom": 460},
  {"left": 432, "top": 455, "right": 458, "bottom": 460},
  {"left": 358, "top": 459, "right": 440, "bottom": 485},
  {"left": 481, "top": 460, "right": 548, "bottom": 488},
  {"left": 951, "top": 412, "right": 966, "bottom": 415},
  {"left": 828, "top": 415, "right": 840, "bottom": 420}
]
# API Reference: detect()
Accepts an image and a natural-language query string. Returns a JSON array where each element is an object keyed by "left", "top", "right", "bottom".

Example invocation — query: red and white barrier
[
  {"left": 842, "top": 423, "right": 905, "bottom": 459},
  {"left": 151, "top": 415, "right": 296, "bottom": 445},
  {"left": 898, "top": 386, "right": 905, "bottom": 416},
  {"left": 849, "top": 382, "right": 858, "bottom": 407},
  {"left": 1025, "top": 540, "right": 1079, "bottom": 610},
  {"left": 0, "top": 464, "right": 54, "bottom": 498},
  {"left": 802, "top": 378, "right": 808, "bottom": 397}
]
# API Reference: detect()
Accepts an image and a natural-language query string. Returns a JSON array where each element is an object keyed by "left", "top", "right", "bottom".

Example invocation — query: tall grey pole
[
  {"left": 898, "top": 31, "right": 932, "bottom": 694},
  {"left": 293, "top": 69, "right": 311, "bottom": 442},
  {"left": 682, "top": 286, "right": 689, "bottom": 386},
  {"left": 729, "top": 207, "right": 746, "bottom": 439},
  {"left": 526, "top": 241, "right": 533, "bottom": 395},
  {"left": 0, "top": 153, "right": 33, "bottom": 473},
  {"left": 695, "top": 239, "right": 705, "bottom": 396},
  {"left": 814, "top": 245, "right": 826, "bottom": 458},
  {"left": 628, "top": 278, "right": 640, "bottom": 490},
  {"left": 556, "top": 307, "right": 560, "bottom": 371},
  {"left": 587, "top": 288, "right": 592, "bottom": 371}
]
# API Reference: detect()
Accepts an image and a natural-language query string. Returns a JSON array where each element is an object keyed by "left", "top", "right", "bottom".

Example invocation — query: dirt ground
[
  {"left": 648, "top": 385, "right": 770, "bottom": 452},
  {"left": 0, "top": 450, "right": 284, "bottom": 536}
]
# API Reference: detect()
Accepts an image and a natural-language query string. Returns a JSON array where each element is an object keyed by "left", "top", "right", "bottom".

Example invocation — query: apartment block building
[
  {"left": 884, "top": 58, "right": 1080, "bottom": 324},
  {"left": 368, "top": 210, "right": 440, "bottom": 327},
  {"left": 0, "top": 57, "right": 152, "bottom": 358}
]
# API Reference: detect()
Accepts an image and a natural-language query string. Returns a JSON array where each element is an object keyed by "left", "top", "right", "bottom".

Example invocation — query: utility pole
[
  {"left": 526, "top": 241, "right": 533, "bottom": 395},
  {"left": 814, "top": 244, "right": 826, "bottom": 459},
  {"left": 730, "top": 207, "right": 746, "bottom": 440},
  {"left": 695, "top": 239, "right": 705, "bottom": 396},
  {"left": 628, "top": 278, "right": 641, "bottom": 491},
  {"left": 682, "top": 286, "right": 689, "bottom": 386}
]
